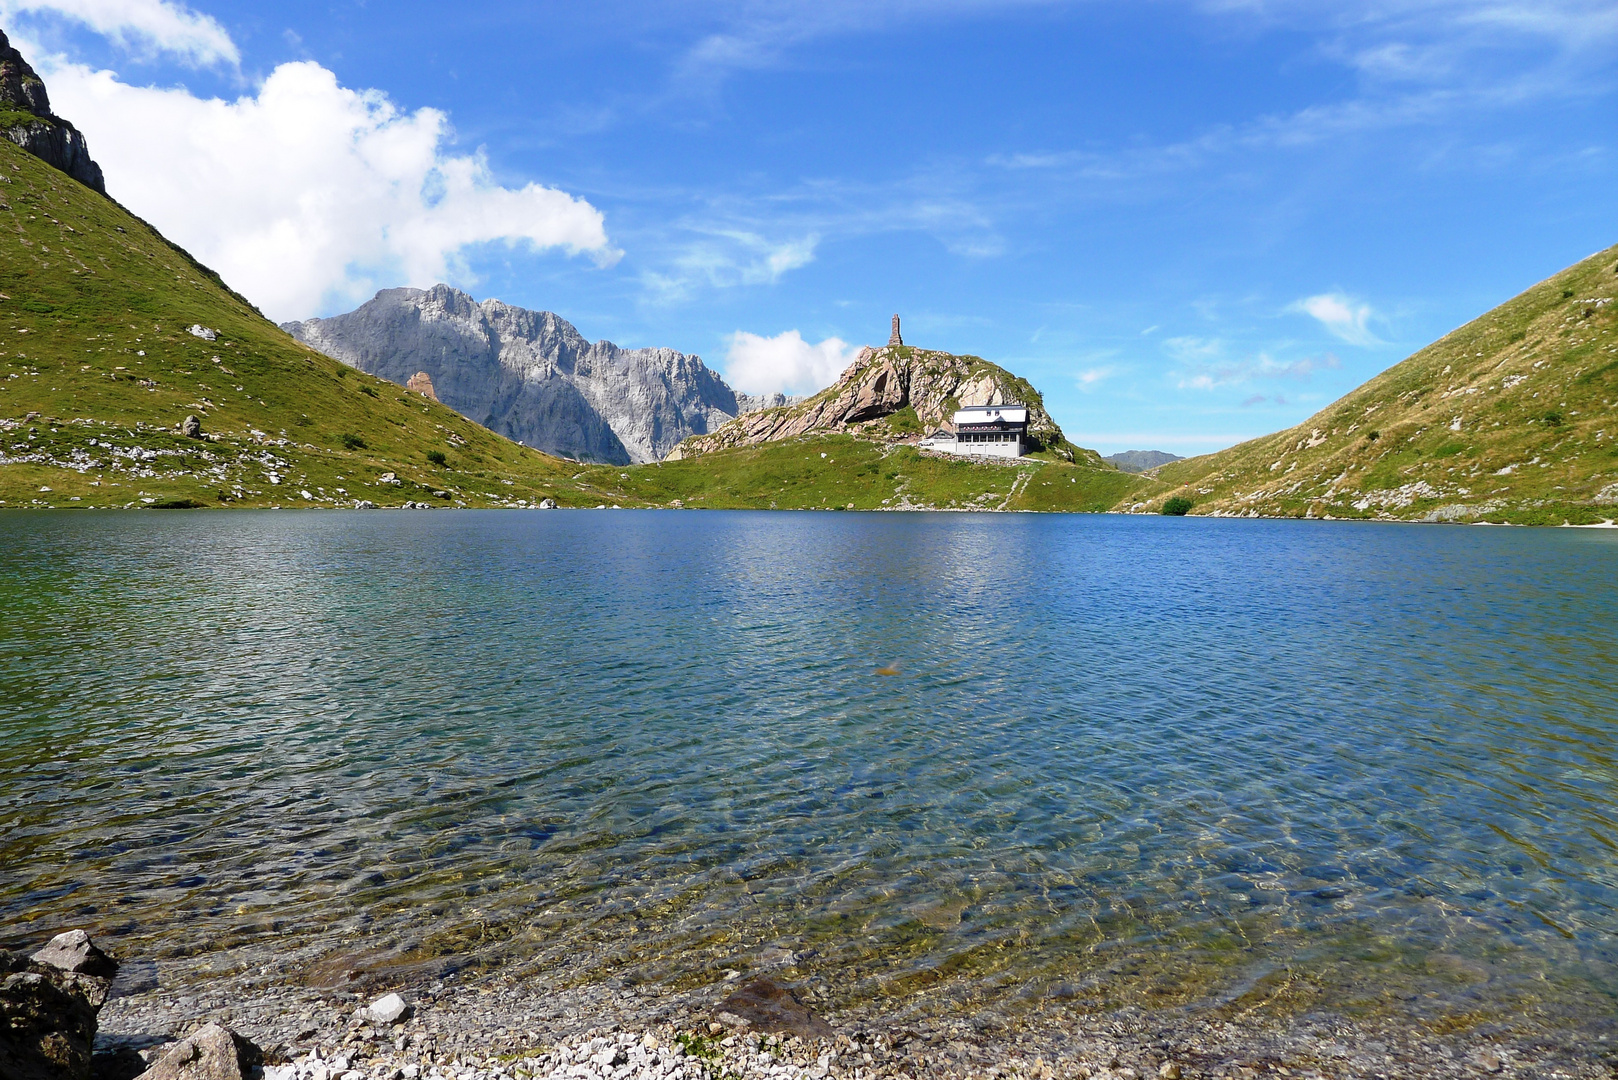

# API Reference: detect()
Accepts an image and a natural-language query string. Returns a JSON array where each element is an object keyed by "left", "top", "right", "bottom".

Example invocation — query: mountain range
[{"left": 284, "top": 287, "right": 770, "bottom": 465}]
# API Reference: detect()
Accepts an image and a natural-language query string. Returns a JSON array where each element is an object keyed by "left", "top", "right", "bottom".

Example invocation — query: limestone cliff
[
  {"left": 667, "top": 345, "right": 1083, "bottom": 462},
  {"left": 0, "top": 31, "right": 104, "bottom": 193},
  {"left": 284, "top": 286, "right": 744, "bottom": 465}
]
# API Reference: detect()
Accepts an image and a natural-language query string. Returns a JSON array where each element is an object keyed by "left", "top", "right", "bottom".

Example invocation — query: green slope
[
  {"left": 569, "top": 432, "right": 1152, "bottom": 512},
  {"left": 1142, "top": 243, "right": 1618, "bottom": 524},
  {"left": 0, "top": 138, "right": 597, "bottom": 510}
]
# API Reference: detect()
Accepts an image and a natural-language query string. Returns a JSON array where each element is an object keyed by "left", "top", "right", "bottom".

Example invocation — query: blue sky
[{"left": 7, "top": 0, "right": 1617, "bottom": 454}]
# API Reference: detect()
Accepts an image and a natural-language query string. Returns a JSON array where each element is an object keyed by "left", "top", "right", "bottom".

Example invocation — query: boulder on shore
[
  {"left": 134, "top": 1023, "right": 262, "bottom": 1080},
  {"left": 31, "top": 929, "right": 119, "bottom": 980}
]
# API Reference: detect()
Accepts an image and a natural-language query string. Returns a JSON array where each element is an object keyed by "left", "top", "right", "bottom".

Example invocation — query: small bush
[
  {"left": 1544, "top": 411, "right": 1563, "bottom": 426},
  {"left": 359, "top": 385, "right": 378, "bottom": 398},
  {"left": 1162, "top": 496, "right": 1194, "bottom": 516},
  {"left": 426, "top": 449, "right": 447, "bottom": 466},
  {"left": 295, "top": 415, "right": 313, "bottom": 427},
  {"left": 1562, "top": 288, "right": 1576, "bottom": 299},
  {"left": 341, "top": 433, "right": 367, "bottom": 450},
  {"left": 1365, "top": 429, "right": 1380, "bottom": 441}
]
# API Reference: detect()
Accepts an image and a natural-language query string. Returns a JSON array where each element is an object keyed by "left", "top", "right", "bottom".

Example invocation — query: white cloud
[
  {"left": 39, "top": 58, "right": 619, "bottom": 320},
  {"left": 1292, "top": 292, "right": 1382, "bottom": 345},
  {"left": 723, "top": 329, "right": 860, "bottom": 396},
  {"left": 1, "top": 0, "right": 237, "bottom": 66}
]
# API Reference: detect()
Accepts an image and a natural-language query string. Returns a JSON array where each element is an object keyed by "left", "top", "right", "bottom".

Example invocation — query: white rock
[
  {"left": 261, "top": 1067, "right": 296, "bottom": 1080},
  {"left": 364, "top": 992, "right": 410, "bottom": 1024},
  {"left": 188, "top": 324, "right": 219, "bottom": 341}
]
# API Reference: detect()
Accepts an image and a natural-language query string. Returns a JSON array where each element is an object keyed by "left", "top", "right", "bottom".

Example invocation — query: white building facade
[{"left": 919, "top": 404, "right": 1030, "bottom": 459}]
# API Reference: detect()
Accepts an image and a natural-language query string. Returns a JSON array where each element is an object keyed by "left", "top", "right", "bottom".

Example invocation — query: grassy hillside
[
  {"left": 0, "top": 138, "right": 597, "bottom": 510},
  {"left": 569, "top": 432, "right": 1151, "bottom": 512},
  {"left": 1141, "top": 242, "right": 1618, "bottom": 524}
]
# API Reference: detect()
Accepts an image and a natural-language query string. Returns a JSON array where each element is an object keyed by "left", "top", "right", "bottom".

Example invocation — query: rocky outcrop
[
  {"left": 668, "top": 345, "right": 1073, "bottom": 460},
  {"left": 2, "top": 932, "right": 119, "bottom": 1080},
  {"left": 283, "top": 287, "right": 743, "bottom": 465},
  {"left": 405, "top": 371, "right": 438, "bottom": 401},
  {"left": 0, "top": 31, "right": 106, "bottom": 193}
]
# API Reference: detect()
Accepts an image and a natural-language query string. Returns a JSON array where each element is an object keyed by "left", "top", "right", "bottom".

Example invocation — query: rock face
[
  {"left": 669, "top": 344, "right": 1072, "bottom": 461},
  {"left": 1, "top": 934, "right": 119, "bottom": 1080},
  {"left": 0, "top": 31, "right": 106, "bottom": 193},
  {"left": 134, "top": 1024, "right": 261, "bottom": 1080},
  {"left": 283, "top": 286, "right": 743, "bottom": 465}
]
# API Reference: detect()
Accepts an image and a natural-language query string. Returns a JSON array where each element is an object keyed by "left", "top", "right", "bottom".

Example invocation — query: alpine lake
[{"left": 3, "top": 510, "right": 1616, "bottom": 1041}]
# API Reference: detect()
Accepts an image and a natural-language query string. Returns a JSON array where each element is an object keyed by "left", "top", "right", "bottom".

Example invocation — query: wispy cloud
[
  {"left": 1075, "top": 364, "right": 1118, "bottom": 391},
  {"left": 642, "top": 230, "right": 818, "bottom": 303},
  {"left": 1175, "top": 351, "right": 1340, "bottom": 390},
  {"left": 1291, "top": 292, "right": 1382, "bottom": 345}
]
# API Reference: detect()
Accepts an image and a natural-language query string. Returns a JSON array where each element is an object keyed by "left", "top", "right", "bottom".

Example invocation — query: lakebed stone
[{"left": 714, "top": 977, "right": 833, "bottom": 1038}]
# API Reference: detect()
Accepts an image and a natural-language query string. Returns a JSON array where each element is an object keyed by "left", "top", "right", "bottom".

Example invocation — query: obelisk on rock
[{"left": 888, "top": 315, "right": 903, "bottom": 347}]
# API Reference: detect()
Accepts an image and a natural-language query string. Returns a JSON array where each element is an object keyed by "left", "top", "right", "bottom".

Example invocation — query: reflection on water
[{"left": 2, "top": 510, "right": 1617, "bottom": 1027}]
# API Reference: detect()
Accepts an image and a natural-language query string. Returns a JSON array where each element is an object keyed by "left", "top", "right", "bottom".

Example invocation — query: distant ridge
[{"left": 1104, "top": 450, "right": 1183, "bottom": 473}]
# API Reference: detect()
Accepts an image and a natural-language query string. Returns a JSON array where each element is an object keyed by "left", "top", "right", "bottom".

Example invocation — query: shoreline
[{"left": 93, "top": 960, "right": 1617, "bottom": 1080}]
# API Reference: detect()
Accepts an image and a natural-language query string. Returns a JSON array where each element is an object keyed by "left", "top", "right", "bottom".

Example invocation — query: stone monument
[{"left": 888, "top": 315, "right": 903, "bottom": 347}]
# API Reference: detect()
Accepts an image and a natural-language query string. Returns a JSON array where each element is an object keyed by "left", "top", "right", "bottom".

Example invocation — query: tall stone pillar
[{"left": 888, "top": 315, "right": 903, "bottom": 347}]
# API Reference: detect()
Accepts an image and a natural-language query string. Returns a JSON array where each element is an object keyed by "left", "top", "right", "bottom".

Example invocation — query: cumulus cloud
[
  {"left": 1, "top": 0, "right": 237, "bottom": 66},
  {"left": 723, "top": 330, "right": 859, "bottom": 396},
  {"left": 1291, "top": 292, "right": 1382, "bottom": 345},
  {"left": 1175, "top": 351, "right": 1339, "bottom": 390},
  {"left": 37, "top": 57, "right": 618, "bottom": 320}
]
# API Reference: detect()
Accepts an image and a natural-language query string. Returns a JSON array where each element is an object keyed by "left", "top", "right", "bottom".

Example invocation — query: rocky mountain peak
[
  {"left": 0, "top": 31, "right": 105, "bottom": 193},
  {"left": 284, "top": 287, "right": 746, "bottom": 464}
]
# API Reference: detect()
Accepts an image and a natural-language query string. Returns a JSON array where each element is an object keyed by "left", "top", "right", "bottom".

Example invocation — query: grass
[
  {"left": 0, "top": 138, "right": 618, "bottom": 510},
  {"left": 1145, "top": 241, "right": 1618, "bottom": 524},
  {"left": 567, "top": 433, "right": 1153, "bottom": 512}
]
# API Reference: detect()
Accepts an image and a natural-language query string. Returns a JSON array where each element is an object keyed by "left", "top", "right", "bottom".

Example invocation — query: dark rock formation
[
  {"left": 133, "top": 1024, "right": 261, "bottom": 1080},
  {"left": 0, "top": 31, "right": 106, "bottom": 193},
  {"left": 284, "top": 286, "right": 743, "bottom": 465},
  {"left": 714, "top": 977, "right": 833, "bottom": 1038},
  {"left": 1, "top": 934, "right": 119, "bottom": 1080}
]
